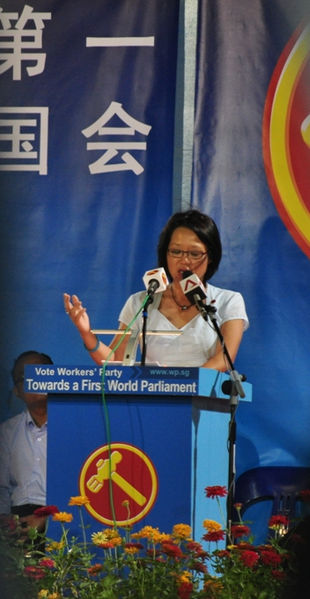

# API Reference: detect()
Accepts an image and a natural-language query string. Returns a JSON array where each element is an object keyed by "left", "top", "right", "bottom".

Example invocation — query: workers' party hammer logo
[
  {"left": 263, "top": 22, "right": 310, "bottom": 259},
  {"left": 79, "top": 443, "right": 158, "bottom": 525}
]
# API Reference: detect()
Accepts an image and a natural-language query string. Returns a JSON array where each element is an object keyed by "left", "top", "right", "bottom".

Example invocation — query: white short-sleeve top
[{"left": 118, "top": 283, "right": 249, "bottom": 367}]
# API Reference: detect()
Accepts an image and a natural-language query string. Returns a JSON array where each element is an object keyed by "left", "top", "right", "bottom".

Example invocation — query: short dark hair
[
  {"left": 12, "top": 351, "right": 53, "bottom": 384},
  {"left": 157, "top": 209, "right": 222, "bottom": 283}
]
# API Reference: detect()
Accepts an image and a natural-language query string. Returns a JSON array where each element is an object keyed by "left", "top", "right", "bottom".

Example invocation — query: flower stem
[{"left": 78, "top": 506, "right": 87, "bottom": 551}]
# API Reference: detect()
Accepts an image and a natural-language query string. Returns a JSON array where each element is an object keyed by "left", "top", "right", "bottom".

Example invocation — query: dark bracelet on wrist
[{"left": 84, "top": 335, "right": 100, "bottom": 353}]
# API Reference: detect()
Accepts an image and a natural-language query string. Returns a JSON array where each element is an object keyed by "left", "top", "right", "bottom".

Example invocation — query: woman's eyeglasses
[{"left": 167, "top": 248, "right": 207, "bottom": 261}]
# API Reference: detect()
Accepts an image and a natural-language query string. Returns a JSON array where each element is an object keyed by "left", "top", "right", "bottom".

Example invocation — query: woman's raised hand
[{"left": 63, "top": 293, "right": 91, "bottom": 335}]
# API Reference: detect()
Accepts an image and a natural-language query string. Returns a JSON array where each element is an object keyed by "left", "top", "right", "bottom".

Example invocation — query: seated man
[{"left": 0, "top": 350, "right": 53, "bottom": 535}]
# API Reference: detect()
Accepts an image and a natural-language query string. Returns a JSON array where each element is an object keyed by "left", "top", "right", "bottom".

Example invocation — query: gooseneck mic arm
[
  {"left": 141, "top": 268, "right": 168, "bottom": 365},
  {"left": 141, "top": 298, "right": 153, "bottom": 365},
  {"left": 193, "top": 295, "right": 246, "bottom": 538},
  {"left": 181, "top": 271, "right": 246, "bottom": 540},
  {"left": 141, "top": 282, "right": 157, "bottom": 366},
  {"left": 194, "top": 296, "right": 245, "bottom": 398}
]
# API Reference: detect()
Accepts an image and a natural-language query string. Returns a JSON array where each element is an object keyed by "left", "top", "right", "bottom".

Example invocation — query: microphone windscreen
[
  {"left": 180, "top": 271, "right": 206, "bottom": 301},
  {"left": 143, "top": 267, "right": 168, "bottom": 294}
]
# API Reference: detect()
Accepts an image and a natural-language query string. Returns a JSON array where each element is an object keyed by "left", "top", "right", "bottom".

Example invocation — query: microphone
[
  {"left": 143, "top": 267, "right": 168, "bottom": 299},
  {"left": 180, "top": 270, "right": 207, "bottom": 307},
  {"left": 222, "top": 374, "right": 246, "bottom": 399}
]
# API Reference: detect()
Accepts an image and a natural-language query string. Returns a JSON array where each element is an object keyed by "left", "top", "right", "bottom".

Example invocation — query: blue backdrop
[
  {"left": 0, "top": 0, "right": 179, "bottom": 418},
  {"left": 192, "top": 0, "right": 310, "bottom": 478}
]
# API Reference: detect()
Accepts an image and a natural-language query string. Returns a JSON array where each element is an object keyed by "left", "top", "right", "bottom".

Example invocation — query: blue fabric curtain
[
  {"left": 0, "top": 0, "right": 179, "bottom": 420},
  {"left": 192, "top": 0, "right": 310, "bottom": 476}
]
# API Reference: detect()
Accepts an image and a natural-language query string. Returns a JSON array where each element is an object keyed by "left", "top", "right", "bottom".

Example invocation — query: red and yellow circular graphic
[
  {"left": 79, "top": 442, "right": 158, "bottom": 526},
  {"left": 263, "top": 22, "right": 310, "bottom": 259}
]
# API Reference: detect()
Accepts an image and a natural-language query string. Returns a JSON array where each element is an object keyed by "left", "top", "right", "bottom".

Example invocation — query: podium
[{"left": 25, "top": 365, "right": 251, "bottom": 544}]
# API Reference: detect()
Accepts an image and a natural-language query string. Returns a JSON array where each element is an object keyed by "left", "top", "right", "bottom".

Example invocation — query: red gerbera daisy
[
  {"left": 204, "top": 485, "right": 227, "bottom": 498},
  {"left": 177, "top": 580, "right": 193, "bottom": 599},
  {"left": 203, "top": 530, "right": 225, "bottom": 542},
  {"left": 268, "top": 515, "right": 289, "bottom": 529},
  {"left": 161, "top": 542, "right": 184, "bottom": 558},
  {"left": 231, "top": 524, "right": 251, "bottom": 538},
  {"left": 239, "top": 550, "right": 260, "bottom": 568},
  {"left": 33, "top": 505, "right": 60, "bottom": 517},
  {"left": 260, "top": 548, "right": 282, "bottom": 566}
]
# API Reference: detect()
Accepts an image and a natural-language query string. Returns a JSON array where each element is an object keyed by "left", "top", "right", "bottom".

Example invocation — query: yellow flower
[
  {"left": 124, "top": 545, "right": 140, "bottom": 554},
  {"left": 131, "top": 525, "right": 158, "bottom": 540},
  {"left": 131, "top": 525, "right": 169, "bottom": 544},
  {"left": 108, "top": 536, "right": 122, "bottom": 547},
  {"left": 46, "top": 541, "right": 65, "bottom": 551},
  {"left": 172, "top": 523, "right": 192, "bottom": 540},
  {"left": 178, "top": 571, "right": 192, "bottom": 583},
  {"left": 38, "top": 593, "right": 61, "bottom": 599},
  {"left": 91, "top": 527, "right": 120, "bottom": 540},
  {"left": 91, "top": 531, "right": 108, "bottom": 546},
  {"left": 152, "top": 531, "right": 171, "bottom": 543},
  {"left": 91, "top": 529, "right": 122, "bottom": 547},
  {"left": 52, "top": 511, "right": 73, "bottom": 523},
  {"left": 157, "top": 532, "right": 172, "bottom": 543},
  {"left": 102, "top": 527, "right": 122, "bottom": 541},
  {"left": 68, "top": 495, "right": 90, "bottom": 506},
  {"left": 203, "top": 519, "right": 222, "bottom": 532}
]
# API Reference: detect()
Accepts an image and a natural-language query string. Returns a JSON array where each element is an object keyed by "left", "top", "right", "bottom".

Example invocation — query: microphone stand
[
  {"left": 141, "top": 294, "right": 154, "bottom": 366},
  {"left": 193, "top": 296, "right": 245, "bottom": 541}
]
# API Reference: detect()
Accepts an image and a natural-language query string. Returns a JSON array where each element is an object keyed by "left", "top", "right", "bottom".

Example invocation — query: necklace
[{"left": 170, "top": 285, "right": 191, "bottom": 311}]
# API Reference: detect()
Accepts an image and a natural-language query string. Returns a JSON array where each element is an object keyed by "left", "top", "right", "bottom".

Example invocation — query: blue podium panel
[
  {"left": 47, "top": 393, "right": 193, "bottom": 539},
  {"left": 192, "top": 398, "right": 230, "bottom": 545},
  {"left": 24, "top": 366, "right": 251, "bottom": 543}
]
